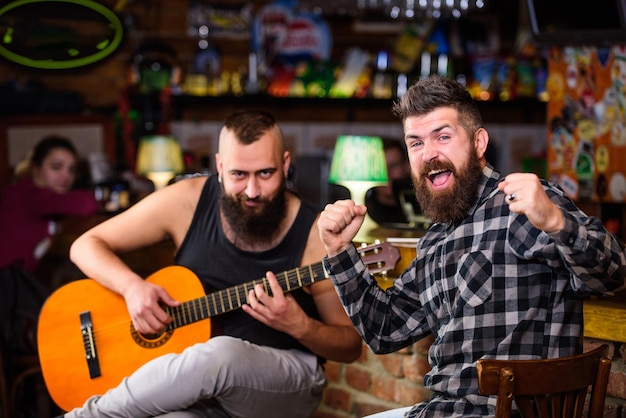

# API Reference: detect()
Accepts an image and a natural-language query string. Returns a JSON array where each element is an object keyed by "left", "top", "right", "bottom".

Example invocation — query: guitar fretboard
[{"left": 164, "top": 262, "right": 327, "bottom": 331}]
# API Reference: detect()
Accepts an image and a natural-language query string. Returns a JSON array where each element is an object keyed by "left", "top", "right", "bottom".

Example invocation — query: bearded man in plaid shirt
[{"left": 318, "top": 75, "right": 626, "bottom": 418}]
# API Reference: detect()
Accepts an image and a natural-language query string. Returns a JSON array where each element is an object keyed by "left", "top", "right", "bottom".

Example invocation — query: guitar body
[
  {"left": 37, "top": 242, "right": 400, "bottom": 412},
  {"left": 37, "top": 265, "right": 211, "bottom": 412}
]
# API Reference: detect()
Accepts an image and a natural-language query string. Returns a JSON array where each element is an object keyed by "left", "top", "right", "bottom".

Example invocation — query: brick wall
[
  {"left": 313, "top": 336, "right": 626, "bottom": 418},
  {"left": 587, "top": 338, "right": 626, "bottom": 418}
]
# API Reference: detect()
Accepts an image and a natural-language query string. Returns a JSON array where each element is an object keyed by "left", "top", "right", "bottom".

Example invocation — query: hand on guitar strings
[
  {"left": 126, "top": 279, "right": 181, "bottom": 335},
  {"left": 242, "top": 271, "right": 309, "bottom": 337}
]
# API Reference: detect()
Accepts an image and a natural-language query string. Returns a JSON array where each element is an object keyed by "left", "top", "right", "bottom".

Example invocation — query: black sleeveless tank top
[{"left": 174, "top": 175, "right": 322, "bottom": 354}]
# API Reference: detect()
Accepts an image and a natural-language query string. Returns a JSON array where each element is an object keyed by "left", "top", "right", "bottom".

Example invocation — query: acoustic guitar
[{"left": 37, "top": 241, "right": 400, "bottom": 412}]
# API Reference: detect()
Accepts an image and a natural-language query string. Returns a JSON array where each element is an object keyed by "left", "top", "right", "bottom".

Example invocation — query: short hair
[
  {"left": 31, "top": 136, "right": 78, "bottom": 168},
  {"left": 223, "top": 109, "right": 280, "bottom": 146},
  {"left": 392, "top": 75, "right": 483, "bottom": 139}
]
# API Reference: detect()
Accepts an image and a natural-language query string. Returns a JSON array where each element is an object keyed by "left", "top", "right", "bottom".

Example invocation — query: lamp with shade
[
  {"left": 328, "top": 135, "right": 388, "bottom": 243},
  {"left": 136, "top": 135, "right": 185, "bottom": 190}
]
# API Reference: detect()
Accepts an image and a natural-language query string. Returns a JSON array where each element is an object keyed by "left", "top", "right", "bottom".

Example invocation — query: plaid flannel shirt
[{"left": 324, "top": 165, "right": 625, "bottom": 418}]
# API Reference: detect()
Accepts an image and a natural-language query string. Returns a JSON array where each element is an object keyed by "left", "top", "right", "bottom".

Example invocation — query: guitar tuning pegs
[{"left": 360, "top": 239, "right": 381, "bottom": 249}]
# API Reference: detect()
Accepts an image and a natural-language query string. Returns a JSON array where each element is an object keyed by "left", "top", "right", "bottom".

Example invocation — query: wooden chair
[{"left": 477, "top": 345, "right": 611, "bottom": 418}]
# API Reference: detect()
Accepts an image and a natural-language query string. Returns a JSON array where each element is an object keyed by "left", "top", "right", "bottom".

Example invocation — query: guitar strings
[
  {"left": 170, "top": 263, "right": 327, "bottom": 324},
  {"left": 44, "top": 263, "right": 328, "bottom": 345}
]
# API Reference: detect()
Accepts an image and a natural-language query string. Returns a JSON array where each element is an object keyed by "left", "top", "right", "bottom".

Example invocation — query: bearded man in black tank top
[{"left": 62, "top": 110, "right": 362, "bottom": 418}]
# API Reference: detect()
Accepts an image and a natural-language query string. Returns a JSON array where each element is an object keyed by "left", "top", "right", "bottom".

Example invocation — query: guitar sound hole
[
  {"left": 142, "top": 332, "right": 164, "bottom": 341},
  {"left": 130, "top": 324, "right": 173, "bottom": 349}
]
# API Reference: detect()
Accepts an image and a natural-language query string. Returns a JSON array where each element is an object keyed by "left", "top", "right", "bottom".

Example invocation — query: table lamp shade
[
  {"left": 136, "top": 135, "right": 184, "bottom": 189},
  {"left": 328, "top": 135, "right": 388, "bottom": 243},
  {"left": 328, "top": 135, "right": 388, "bottom": 185}
]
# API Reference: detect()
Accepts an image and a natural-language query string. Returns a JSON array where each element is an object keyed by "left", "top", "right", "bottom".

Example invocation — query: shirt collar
[
  {"left": 471, "top": 163, "right": 503, "bottom": 212},
  {"left": 436, "top": 163, "right": 503, "bottom": 231}
]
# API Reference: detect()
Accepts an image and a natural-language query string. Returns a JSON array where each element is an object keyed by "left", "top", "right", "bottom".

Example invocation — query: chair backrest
[{"left": 477, "top": 345, "right": 611, "bottom": 418}]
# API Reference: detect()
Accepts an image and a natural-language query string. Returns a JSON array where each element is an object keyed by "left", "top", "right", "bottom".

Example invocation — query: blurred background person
[
  {"left": 0, "top": 135, "right": 98, "bottom": 275},
  {"left": 0, "top": 135, "right": 98, "bottom": 417},
  {"left": 365, "top": 137, "right": 413, "bottom": 225}
]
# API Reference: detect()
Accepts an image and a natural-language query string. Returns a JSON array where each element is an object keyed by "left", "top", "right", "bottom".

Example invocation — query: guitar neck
[{"left": 165, "top": 261, "right": 327, "bottom": 330}]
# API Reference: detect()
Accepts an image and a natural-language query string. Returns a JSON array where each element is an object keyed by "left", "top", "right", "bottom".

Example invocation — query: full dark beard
[
  {"left": 220, "top": 181, "right": 288, "bottom": 246},
  {"left": 413, "top": 149, "right": 483, "bottom": 224}
]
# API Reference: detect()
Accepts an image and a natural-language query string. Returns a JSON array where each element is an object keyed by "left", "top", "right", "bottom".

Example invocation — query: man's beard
[
  {"left": 220, "top": 181, "right": 288, "bottom": 246},
  {"left": 413, "top": 148, "right": 483, "bottom": 225}
]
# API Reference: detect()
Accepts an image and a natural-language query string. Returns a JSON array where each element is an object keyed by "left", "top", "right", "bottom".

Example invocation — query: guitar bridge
[{"left": 80, "top": 311, "right": 101, "bottom": 379}]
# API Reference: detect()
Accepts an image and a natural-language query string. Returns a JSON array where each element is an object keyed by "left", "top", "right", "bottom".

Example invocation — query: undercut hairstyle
[
  {"left": 392, "top": 75, "right": 484, "bottom": 141},
  {"left": 31, "top": 136, "right": 78, "bottom": 168},
  {"left": 223, "top": 109, "right": 281, "bottom": 146}
]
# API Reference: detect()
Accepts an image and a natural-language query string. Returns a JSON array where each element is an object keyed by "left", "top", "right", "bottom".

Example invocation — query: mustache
[
  {"left": 237, "top": 193, "right": 262, "bottom": 203},
  {"left": 419, "top": 159, "right": 456, "bottom": 177}
]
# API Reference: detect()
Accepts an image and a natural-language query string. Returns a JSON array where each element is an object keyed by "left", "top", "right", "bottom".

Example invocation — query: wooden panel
[{"left": 583, "top": 292, "right": 626, "bottom": 343}]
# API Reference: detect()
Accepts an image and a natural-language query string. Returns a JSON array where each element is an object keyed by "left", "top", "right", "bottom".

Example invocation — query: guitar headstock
[{"left": 357, "top": 241, "right": 401, "bottom": 275}]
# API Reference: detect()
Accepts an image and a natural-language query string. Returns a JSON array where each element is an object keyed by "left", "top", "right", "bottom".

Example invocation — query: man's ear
[
  {"left": 474, "top": 128, "right": 489, "bottom": 159},
  {"left": 283, "top": 151, "right": 291, "bottom": 177},
  {"left": 215, "top": 152, "right": 222, "bottom": 177}
]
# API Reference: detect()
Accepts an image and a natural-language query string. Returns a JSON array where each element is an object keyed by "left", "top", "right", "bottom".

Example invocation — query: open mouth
[{"left": 427, "top": 169, "right": 452, "bottom": 187}]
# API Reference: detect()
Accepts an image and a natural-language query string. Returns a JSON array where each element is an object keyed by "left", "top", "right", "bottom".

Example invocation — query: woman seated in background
[
  {"left": 0, "top": 135, "right": 98, "bottom": 276},
  {"left": 0, "top": 135, "right": 97, "bottom": 418}
]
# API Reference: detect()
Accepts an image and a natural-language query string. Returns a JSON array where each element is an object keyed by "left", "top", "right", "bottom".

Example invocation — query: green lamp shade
[
  {"left": 328, "top": 135, "right": 388, "bottom": 185},
  {"left": 328, "top": 135, "right": 389, "bottom": 242}
]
